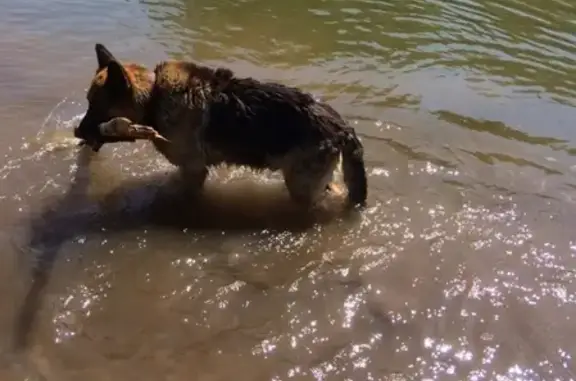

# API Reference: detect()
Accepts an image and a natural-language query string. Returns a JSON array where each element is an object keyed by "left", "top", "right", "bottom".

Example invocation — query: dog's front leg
[{"left": 178, "top": 165, "right": 208, "bottom": 197}]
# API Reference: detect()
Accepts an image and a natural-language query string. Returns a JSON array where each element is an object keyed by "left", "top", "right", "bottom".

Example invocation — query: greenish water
[
  {"left": 1, "top": 0, "right": 576, "bottom": 380},
  {"left": 143, "top": 0, "right": 576, "bottom": 146}
]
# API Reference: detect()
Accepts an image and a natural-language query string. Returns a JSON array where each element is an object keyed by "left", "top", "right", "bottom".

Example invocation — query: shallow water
[{"left": 1, "top": 0, "right": 576, "bottom": 380}]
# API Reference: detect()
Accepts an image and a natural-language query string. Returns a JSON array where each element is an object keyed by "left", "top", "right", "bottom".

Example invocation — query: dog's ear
[
  {"left": 214, "top": 68, "right": 233, "bottom": 84},
  {"left": 212, "top": 67, "right": 234, "bottom": 92},
  {"left": 95, "top": 43, "right": 116, "bottom": 70},
  {"left": 105, "top": 60, "right": 132, "bottom": 97}
]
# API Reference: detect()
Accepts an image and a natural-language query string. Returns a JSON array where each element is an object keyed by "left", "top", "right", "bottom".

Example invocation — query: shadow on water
[
  {"left": 13, "top": 146, "right": 96, "bottom": 352},
  {"left": 13, "top": 145, "right": 359, "bottom": 353}
]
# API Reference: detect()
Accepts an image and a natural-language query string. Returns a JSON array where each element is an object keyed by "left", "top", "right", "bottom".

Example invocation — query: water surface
[{"left": 1, "top": 0, "right": 576, "bottom": 380}]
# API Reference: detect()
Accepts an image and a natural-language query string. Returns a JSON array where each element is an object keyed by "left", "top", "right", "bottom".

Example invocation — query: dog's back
[{"left": 204, "top": 77, "right": 342, "bottom": 169}]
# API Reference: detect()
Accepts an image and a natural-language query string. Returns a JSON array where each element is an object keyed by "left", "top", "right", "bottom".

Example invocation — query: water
[{"left": 1, "top": 0, "right": 576, "bottom": 379}]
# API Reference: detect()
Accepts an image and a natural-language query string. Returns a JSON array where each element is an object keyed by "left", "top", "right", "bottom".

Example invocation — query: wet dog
[{"left": 74, "top": 43, "right": 368, "bottom": 208}]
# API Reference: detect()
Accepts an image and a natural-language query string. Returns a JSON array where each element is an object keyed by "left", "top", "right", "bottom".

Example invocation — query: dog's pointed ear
[
  {"left": 105, "top": 60, "right": 132, "bottom": 96},
  {"left": 95, "top": 43, "right": 116, "bottom": 70},
  {"left": 212, "top": 67, "right": 234, "bottom": 92}
]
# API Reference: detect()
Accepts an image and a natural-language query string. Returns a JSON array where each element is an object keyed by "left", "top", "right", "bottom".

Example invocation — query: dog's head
[{"left": 74, "top": 43, "right": 154, "bottom": 151}]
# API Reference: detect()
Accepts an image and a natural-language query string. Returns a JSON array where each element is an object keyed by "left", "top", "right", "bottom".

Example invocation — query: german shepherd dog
[{"left": 74, "top": 44, "right": 368, "bottom": 208}]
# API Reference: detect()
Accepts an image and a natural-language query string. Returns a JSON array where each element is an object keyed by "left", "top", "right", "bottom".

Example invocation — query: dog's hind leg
[{"left": 282, "top": 148, "right": 339, "bottom": 208}]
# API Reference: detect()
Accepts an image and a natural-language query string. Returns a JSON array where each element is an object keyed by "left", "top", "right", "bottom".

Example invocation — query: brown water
[{"left": 1, "top": 0, "right": 576, "bottom": 380}]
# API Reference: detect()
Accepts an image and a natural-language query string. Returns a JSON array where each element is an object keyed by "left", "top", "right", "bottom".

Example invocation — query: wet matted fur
[{"left": 74, "top": 43, "right": 368, "bottom": 208}]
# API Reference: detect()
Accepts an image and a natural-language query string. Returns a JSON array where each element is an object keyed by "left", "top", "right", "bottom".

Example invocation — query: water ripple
[{"left": 2, "top": 0, "right": 576, "bottom": 380}]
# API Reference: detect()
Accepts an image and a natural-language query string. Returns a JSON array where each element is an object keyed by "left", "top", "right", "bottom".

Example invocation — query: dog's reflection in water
[{"left": 99, "top": 164, "right": 351, "bottom": 232}]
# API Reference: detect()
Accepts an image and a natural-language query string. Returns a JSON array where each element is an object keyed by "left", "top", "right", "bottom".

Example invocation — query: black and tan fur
[{"left": 74, "top": 44, "right": 368, "bottom": 208}]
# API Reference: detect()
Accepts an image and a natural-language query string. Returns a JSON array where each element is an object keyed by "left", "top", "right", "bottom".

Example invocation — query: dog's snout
[{"left": 73, "top": 127, "right": 82, "bottom": 139}]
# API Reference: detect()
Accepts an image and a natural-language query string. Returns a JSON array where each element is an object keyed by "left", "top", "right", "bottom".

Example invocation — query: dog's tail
[{"left": 341, "top": 128, "right": 368, "bottom": 208}]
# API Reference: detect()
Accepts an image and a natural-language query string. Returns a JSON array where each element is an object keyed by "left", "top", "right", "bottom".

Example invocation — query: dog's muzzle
[
  {"left": 73, "top": 126, "right": 104, "bottom": 152},
  {"left": 73, "top": 127, "right": 83, "bottom": 139}
]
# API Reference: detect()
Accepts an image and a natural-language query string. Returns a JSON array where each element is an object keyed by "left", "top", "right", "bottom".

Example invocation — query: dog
[{"left": 74, "top": 43, "right": 368, "bottom": 208}]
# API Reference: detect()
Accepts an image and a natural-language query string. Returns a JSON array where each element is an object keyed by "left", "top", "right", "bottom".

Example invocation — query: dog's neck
[{"left": 137, "top": 68, "right": 230, "bottom": 130}]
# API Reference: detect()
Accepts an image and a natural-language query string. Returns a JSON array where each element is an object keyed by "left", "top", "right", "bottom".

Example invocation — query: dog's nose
[{"left": 73, "top": 127, "right": 82, "bottom": 139}]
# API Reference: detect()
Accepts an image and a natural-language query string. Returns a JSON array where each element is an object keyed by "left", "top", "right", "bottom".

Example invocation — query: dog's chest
[{"left": 149, "top": 91, "right": 202, "bottom": 163}]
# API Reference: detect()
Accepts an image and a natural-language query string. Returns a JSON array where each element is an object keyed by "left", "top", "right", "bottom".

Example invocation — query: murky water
[{"left": 1, "top": 0, "right": 576, "bottom": 380}]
